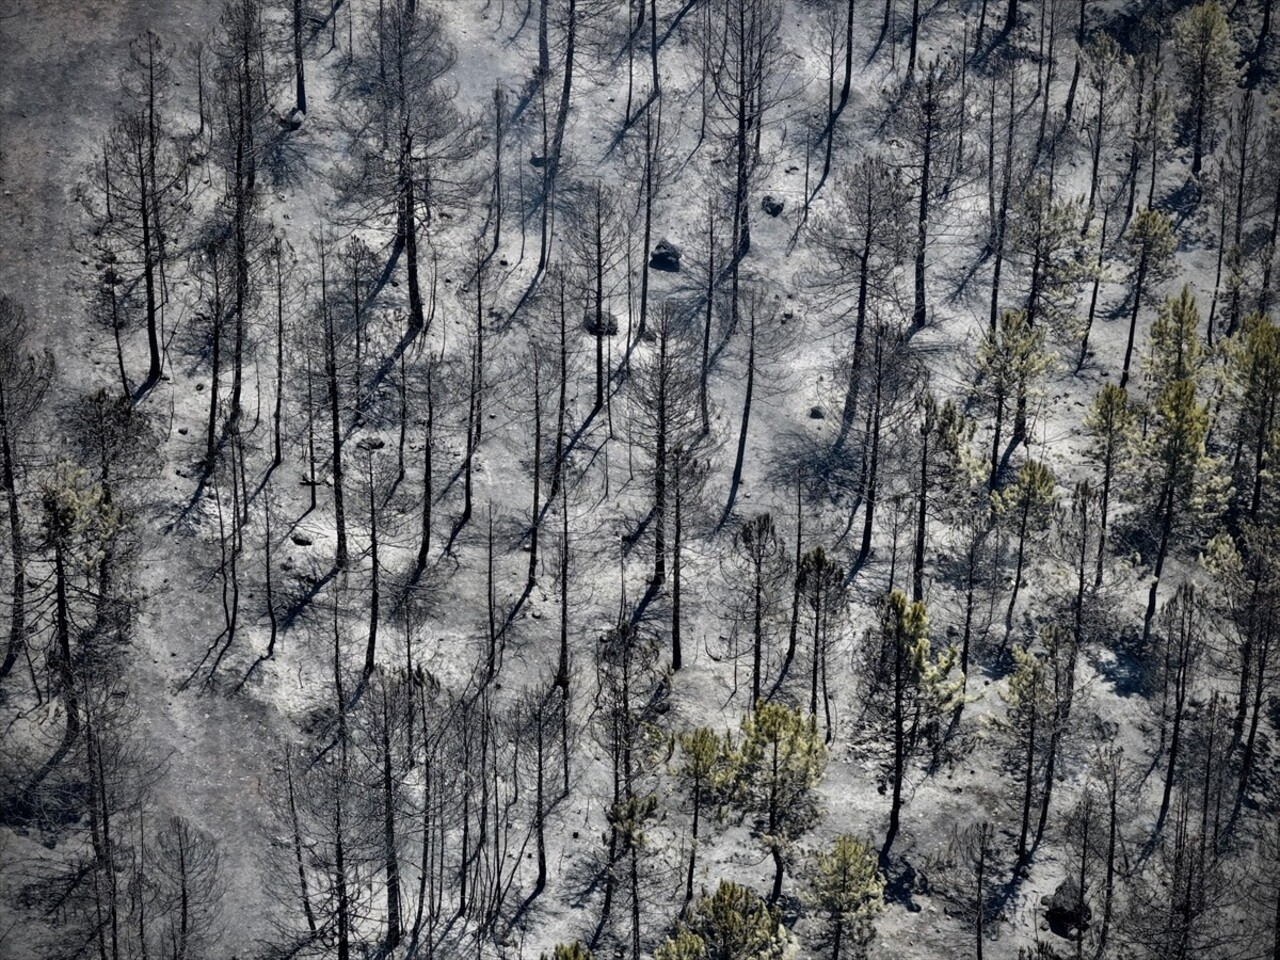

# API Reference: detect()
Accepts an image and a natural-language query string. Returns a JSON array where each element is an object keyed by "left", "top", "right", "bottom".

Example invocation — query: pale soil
[{"left": 0, "top": 1, "right": 1262, "bottom": 959}]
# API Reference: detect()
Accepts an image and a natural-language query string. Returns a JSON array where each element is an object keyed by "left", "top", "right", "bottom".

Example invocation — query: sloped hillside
[{"left": 1, "top": 1, "right": 1279, "bottom": 959}]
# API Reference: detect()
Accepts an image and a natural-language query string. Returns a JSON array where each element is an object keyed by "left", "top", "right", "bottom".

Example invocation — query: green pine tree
[
  {"left": 807, "top": 835, "right": 884, "bottom": 960},
  {"left": 1139, "top": 288, "right": 1224, "bottom": 644},
  {"left": 664, "top": 880, "right": 791, "bottom": 960},
  {"left": 992, "top": 459, "right": 1059, "bottom": 631},
  {"left": 543, "top": 942, "right": 594, "bottom": 960},
  {"left": 1120, "top": 210, "right": 1178, "bottom": 387},
  {"left": 1220, "top": 312, "right": 1280, "bottom": 520},
  {"left": 877, "top": 591, "right": 963, "bottom": 861},
  {"left": 655, "top": 928, "right": 709, "bottom": 960},
  {"left": 1173, "top": 0, "right": 1239, "bottom": 175},
  {"left": 1084, "top": 384, "right": 1137, "bottom": 586},
  {"left": 1146, "top": 284, "right": 1207, "bottom": 387},
  {"left": 975, "top": 309, "right": 1052, "bottom": 488},
  {"left": 735, "top": 703, "right": 827, "bottom": 902},
  {"left": 674, "top": 727, "right": 736, "bottom": 903},
  {"left": 1006, "top": 177, "right": 1091, "bottom": 342}
]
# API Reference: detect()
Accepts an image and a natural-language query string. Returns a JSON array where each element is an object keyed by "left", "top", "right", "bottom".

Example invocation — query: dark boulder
[
  {"left": 762, "top": 194, "right": 784, "bottom": 217},
  {"left": 1045, "top": 878, "right": 1092, "bottom": 939},
  {"left": 584, "top": 309, "right": 619, "bottom": 336},
  {"left": 650, "top": 238, "right": 681, "bottom": 272}
]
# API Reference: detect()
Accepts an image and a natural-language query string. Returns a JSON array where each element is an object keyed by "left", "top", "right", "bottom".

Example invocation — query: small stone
[
  {"left": 291, "top": 533, "right": 314, "bottom": 547},
  {"left": 761, "top": 195, "right": 784, "bottom": 217},
  {"left": 809, "top": 406, "right": 825, "bottom": 419}
]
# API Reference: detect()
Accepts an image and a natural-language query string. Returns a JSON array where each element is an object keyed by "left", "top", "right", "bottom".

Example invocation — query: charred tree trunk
[
  {"left": 293, "top": 0, "right": 306, "bottom": 114},
  {"left": 0, "top": 385, "right": 25, "bottom": 684}
]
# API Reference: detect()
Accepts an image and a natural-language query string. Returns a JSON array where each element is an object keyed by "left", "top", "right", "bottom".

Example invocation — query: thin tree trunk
[
  {"left": 855, "top": 332, "right": 883, "bottom": 571},
  {"left": 723, "top": 308, "right": 756, "bottom": 524},
  {"left": 1017, "top": 705, "right": 1037, "bottom": 864},
  {"left": 780, "top": 478, "right": 803, "bottom": 683},
  {"left": 0, "top": 388, "right": 26, "bottom": 683},
  {"left": 913, "top": 90, "right": 932, "bottom": 329},
  {"left": 273, "top": 243, "right": 286, "bottom": 467},
  {"left": 293, "top": 0, "right": 306, "bottom": 113},
  {"left": 672, "top": 454, "right": 684, "bottom": 670},
  {"left": 382, "top": 690, "right": 402, "bottom": 949},
  {"left": 529, "top": 356, "right": 542, "bottom": 587},
  {"left": 912, "top": 405, "right": 929, "bottom": 602},
  {"left": 321, "top": 244, "right": 348, "bottom": 567},
  {"left": 364, "top": 457, "right": 380, "bottom": 677}
]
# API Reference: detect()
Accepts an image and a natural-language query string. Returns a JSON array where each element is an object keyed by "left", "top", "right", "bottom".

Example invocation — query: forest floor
[{"left": 0, "top": 0, "right": 1269, "bottom": 958}]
